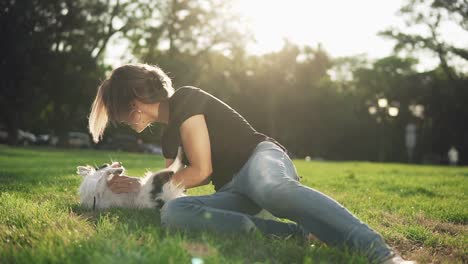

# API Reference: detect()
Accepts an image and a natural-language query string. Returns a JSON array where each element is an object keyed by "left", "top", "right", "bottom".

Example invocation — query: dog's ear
[{"left": 76, "top": 166, "right": 93, "bottom": 176}]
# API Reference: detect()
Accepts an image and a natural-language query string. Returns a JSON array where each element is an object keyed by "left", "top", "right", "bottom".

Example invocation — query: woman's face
[
  {"left": 125, "top": 108, "right": 147, "bottom": 133},
  {"left": 120, "top": 100, "right": 157, "bottom": 133}
]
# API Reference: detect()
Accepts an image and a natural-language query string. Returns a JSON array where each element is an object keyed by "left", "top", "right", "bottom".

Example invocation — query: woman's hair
[{"left": 88, "top": 63, "right": 174, "bottom": 143}]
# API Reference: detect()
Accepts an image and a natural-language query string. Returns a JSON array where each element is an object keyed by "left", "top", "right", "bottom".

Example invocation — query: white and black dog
[
  {"left": 77, "top": 148, "right": 276, "bottom": 219},
  {"left": 76, "top": 148, "right": 186, "bottom": 210}
]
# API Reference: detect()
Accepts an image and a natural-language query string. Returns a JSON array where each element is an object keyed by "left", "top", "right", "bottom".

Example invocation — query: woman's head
[{"left": 89, "top": 63, "right": 174, "bottom": 143}]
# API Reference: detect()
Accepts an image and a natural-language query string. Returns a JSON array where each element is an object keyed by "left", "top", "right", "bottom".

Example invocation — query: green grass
[{"left": 0, "top": 145, "right": 466, "bottom": 263}]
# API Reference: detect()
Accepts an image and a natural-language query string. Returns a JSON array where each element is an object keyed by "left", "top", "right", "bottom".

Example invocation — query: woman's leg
[
  {"left": 160, "top": 189, "right": 305, "bottom": 237},
  {"left": 232, "top": 141, "right": 394, "bottom": 263}
]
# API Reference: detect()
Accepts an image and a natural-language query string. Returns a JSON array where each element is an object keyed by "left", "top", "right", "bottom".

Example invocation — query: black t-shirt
[{"left": 161, "top": 86, "right": 285, "bottom": 191}]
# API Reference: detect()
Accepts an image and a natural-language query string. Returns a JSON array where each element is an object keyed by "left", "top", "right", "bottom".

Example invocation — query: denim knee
[
  {"left": 160, "top": 196, "right": 258, "bottom": 234},
  {"left": 254, "top": 180, "right": 302, "bottom": 217},
  {"left": 160, "top": 197, "right": 190, "bottom": 228}
]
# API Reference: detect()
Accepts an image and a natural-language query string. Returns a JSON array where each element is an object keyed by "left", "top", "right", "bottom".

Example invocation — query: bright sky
[
  {"left": 234, "top": 0, "right": 405, "bottom": 57},
  {"left": 105, "top": 0, "right": 468, "bottom": 72},
  {"left": 233, "top": 0, "right": 467, "bottom": 71}
]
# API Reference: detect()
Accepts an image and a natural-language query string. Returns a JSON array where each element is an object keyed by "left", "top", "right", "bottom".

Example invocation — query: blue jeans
[{"left": 161, "top": 141, "right": 394, "bottom": 263}]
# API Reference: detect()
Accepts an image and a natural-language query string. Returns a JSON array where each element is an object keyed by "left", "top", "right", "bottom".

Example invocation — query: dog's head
[
  {"left": 148, "top": 169, "right": 186, "bottom": 209},
  {"left": 150, "top": 170, "right": 175, "bottom": 208},
  {"left": 76, "top": 162, "right": 125, "bottom": 208}
]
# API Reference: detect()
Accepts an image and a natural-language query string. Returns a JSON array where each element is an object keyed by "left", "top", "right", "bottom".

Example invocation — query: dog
[
  {"left": 77, "top": 148, "right": 277, "bottom": 220},
  {"left": 76, "top": 148, "right": 186, "bottom": 210}
]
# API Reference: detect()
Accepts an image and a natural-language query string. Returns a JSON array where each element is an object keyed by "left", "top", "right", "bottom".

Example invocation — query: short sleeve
[
  {"left": 161, "top": 87, "right": 208, "bottom": 159},
  {"left": 169, "top": 87, "right": 208, "bottom": 129}
]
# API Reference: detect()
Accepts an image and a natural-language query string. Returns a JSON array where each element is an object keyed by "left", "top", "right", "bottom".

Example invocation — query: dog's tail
[{"left": 167, "top": 146, "right": 184, "bottom": 173}]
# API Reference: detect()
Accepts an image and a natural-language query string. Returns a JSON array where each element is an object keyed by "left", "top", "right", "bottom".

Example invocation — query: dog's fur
[
  {"left": 77, "top": 148, "right": 277, "bottom": 220},
  {"left": 77, "top": 148, "right": 186, "bottom": 210}
]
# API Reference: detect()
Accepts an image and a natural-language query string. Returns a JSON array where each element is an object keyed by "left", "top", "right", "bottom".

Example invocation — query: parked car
[
  {"left": 18, "top": 129, "right": 37, "bottom": 146},
  {"left": 141, "top": 143, "right": 163, "bottom": 155},
  {"left": 0, "top": 125, "right": 60, "bottom": 147},
  {"left": 0, "top": 128, "right": 7, "bottom": 143},
  {"left": 36, "top": 133, "right": 59, "bottom": 146},
  {"left": 0, "top": 128, "right": 38, "bottom": 146},
  {"left": 97, "top": 134, "right": 144, "bottom": 152},
  {"left": 67, "top": 132, "right": 91, "bottom": 148}
]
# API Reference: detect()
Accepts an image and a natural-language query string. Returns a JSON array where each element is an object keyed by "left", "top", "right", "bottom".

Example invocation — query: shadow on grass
[
  {"left": 71, "top": 204, "right": 163, "bottom": 231},
  {"left": 0, "top": 171, "right": 81, "bottom": 196},
  {"left": 383, "top": 186, "right": 439, "bottom": 198},
  {"left": 69, "top": 204, "right": 368, "bottom": 263}
]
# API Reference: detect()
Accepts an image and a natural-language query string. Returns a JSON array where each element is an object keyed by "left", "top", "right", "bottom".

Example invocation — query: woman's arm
[
  {"left": 108, "top": 114, "right": 211, "bottom": 193},
  {"left": 165, "top": 159, "right": 174, "bottom": 168},
  {"left": 170, "top": 114, "right": 213, "bottom": 189}
]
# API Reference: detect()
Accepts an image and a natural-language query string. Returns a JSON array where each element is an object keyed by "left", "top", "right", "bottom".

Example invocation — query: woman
[{"left": 89, "top": 63, "right": 413, "bottom": 264}]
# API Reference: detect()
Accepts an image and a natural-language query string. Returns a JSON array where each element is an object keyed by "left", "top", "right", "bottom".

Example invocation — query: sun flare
[{"left": 232, "top": 0, "right": 405, "bottom": 58}]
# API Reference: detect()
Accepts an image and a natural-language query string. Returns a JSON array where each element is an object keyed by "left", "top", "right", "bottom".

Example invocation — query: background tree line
[{"left": 1, "top": 0, "right": 467, "bottom": 164}]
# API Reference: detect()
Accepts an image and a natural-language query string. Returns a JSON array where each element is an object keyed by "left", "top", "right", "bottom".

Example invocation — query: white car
[
  {"left": 67, "top": 132, "right": 91, "bottom": 148},
  {"left": 142, "top": 143, "right": 163, "bottom": 155},
  {"left": 0, "top": 128, "right": 37, "bottom": 146},
  {"left": 18, "top": 129, "right": 37, "bottom": 146}
]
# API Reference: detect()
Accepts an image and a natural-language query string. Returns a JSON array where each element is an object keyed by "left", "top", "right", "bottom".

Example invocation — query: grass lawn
[{"left": 0, "top": 145, "right": 466, "bottom": 263}]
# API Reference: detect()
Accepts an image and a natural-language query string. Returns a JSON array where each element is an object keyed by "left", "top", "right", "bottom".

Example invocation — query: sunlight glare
[{"left": 233, "top": 0, "right": 403, "bottom": 58}]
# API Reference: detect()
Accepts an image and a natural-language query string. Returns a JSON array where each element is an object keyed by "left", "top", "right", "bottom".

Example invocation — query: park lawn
[{"left": 0, "top": 145, "right": 466, "bottom": 264}]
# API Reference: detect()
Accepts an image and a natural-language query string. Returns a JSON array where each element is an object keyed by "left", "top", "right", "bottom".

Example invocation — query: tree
[
  {"left": 0, "top": 0, "right": 140, "bottom": 143},
  {"left": 379, "top": 0, "right": 468, "bottom": 80},
  {"left": 126, "top": 0, "right": 250, "bottom": 86}
]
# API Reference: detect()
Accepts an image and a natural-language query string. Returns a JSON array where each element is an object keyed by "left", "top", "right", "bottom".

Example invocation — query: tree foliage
[
  {"left": 1, "top": 0, "right": 467, "bottom": 164},
  {"left": 379, "top": 0, "right": 468, "bottom": 80}
]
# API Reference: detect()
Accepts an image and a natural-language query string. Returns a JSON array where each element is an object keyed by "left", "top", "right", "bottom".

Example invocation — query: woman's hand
[{"left": 107, "top": 174, "right": 141, "bottom": 194}]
